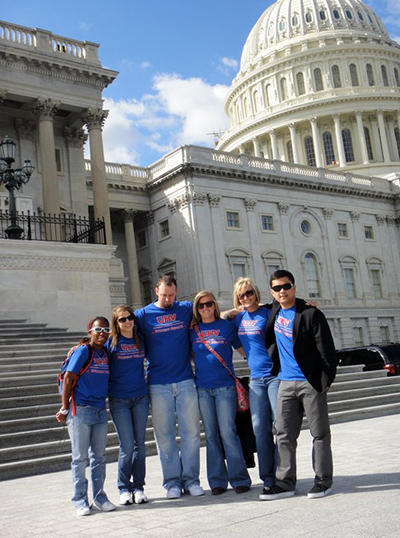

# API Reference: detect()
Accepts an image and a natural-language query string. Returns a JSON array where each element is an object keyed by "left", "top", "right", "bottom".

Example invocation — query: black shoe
[
  {"left": 259, "top": 485, "right": 295, "bottom": 501},
  {"left": 308, "top": 484, "right": 332, "bottom": 499}
]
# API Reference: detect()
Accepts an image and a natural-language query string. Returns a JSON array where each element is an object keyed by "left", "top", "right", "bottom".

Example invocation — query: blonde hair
[
  {"left": 192, "top": 290, "right": 220, "bottom": 324},
  {"left": 110, "top": 305, "right": 141, "bottom": 352},
  {"left": 232, "top": 277, "right": 261, "bottom": 310}
]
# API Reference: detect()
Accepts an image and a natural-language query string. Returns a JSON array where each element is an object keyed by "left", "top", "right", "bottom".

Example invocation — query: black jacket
[{"left": 265, "top": 298, "right": 337, "bottom": 392}]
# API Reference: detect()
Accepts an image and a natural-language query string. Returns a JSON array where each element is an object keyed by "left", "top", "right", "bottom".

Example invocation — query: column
[
  {"left": 261, "top": 142, "right": 270, "bottom": 159},
  {"left": 32, "top": 98, "right": 60, "bottom": 215},
  {"left": 376, "top": 110, "right": 391, "bottom": 163},
  {"left": 268, "top": 130, "right": 279, "bottom": 159},
  {"left": 252, "top": 137, "right": 261, "bottom": 157},
  {"left": 387, "top": 116, "right": 398, "bottom": 161},
  {"left": 355, "top": 112, "right": 369, "bottom": 164},
  {"left": 82, "top": 107, "right": 112, "bottom": 245},
  {"left": 333, "top": 114, "right": 346, "bottom": 167},
  {"left": 288, "top": 123, "right": 300, "bottom": 164},
  {"left": 123, "top": 209, "right": 143, "bottom": 309},
  {"left": 310, "top": 118, "right": 323, "bottom": 167}
]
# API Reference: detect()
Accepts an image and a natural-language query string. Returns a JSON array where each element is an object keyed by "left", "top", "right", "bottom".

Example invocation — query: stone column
[
  {"left": 252, "top": 137, "right": 261, "bottom": 157},
  {"left": 288, "top": 123, "right": 300, "bottom": 164},
  {"left": 82, "top": 108, "right": 112, "bottom": 244},
  {"left": 123, "top": 209, "right": 142, "bottom": 309},
  {"left": 310, "top": 118, "right": 323, "bottom": 167},
  {"left": 355, "top": 112, "right": 369, "bottom": 164},
  {"left": 376, "top": 110, "right": 391, "bottom": 163},
  {"left": 333, "top": 114, "right": 347, "bottom": 167},
  {"left": 387, "top": 116, "right": 398, "bottom": 161},
  {"left": 32, "top": 98, "right": 60, "bottom": 215},
  {"left": 268, "top": 130, "right": 279, "bottom": 159}
]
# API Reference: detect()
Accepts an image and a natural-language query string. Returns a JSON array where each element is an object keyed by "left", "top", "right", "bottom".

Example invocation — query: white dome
[{"left": 240, "top": 0, "right": 390, "bottom": 73}]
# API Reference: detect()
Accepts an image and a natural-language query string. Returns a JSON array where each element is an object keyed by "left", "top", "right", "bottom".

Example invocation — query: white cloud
[
  {"left": 221, "top": 57, "right": 238, "bottom": 69},
  {"left": 140, "top": 61, "right": 152, "bottom": 69}
]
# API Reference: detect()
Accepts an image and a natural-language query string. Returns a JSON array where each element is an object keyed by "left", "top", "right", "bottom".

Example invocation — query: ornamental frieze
[{"left": 0, "top": 256, "right": 109, "bottom": 272}]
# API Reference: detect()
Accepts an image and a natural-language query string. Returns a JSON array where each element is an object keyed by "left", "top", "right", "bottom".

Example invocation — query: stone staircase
[{"left": 1, "top": 320, "right": 400, "bottom": 481}]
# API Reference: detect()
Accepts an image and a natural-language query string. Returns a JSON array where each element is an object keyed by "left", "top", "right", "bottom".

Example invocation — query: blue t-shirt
[
  {"left": 67, "top": 344, "right": 109, "bottom": 408},
  {"left": 190, "top": 319, "right": 242, "bottom": 389},
  {"left": 274, "top": 307, "right": 306, "bottom": 381},
  {"left": 105, "top": 335, "right": 148, "bottom": 399},
  {"left": 231, "top": 306, "right": 274, "bottom": 378},
  {"left": 135, "top": 301, "right": 194, "bottom": 385}
]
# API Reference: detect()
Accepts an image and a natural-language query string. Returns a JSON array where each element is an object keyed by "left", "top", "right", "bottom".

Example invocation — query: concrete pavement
[{"left": 1, "top": 414, "right": 399, "bottom": 538}]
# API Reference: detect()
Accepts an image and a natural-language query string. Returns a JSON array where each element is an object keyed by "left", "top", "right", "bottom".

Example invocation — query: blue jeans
[
  {"left": 67, "top": 405, "right": 109, "bottom": 508},
  {"left": 198, "top": 385, "right": 251, "bottom": 490},
  {"left": 249, "top": 376, "right": 280, "bottom": 487},
  {"left": 149, "top": 379, "right": 201, "bottom": 490},
  {"left": 109, "top": 394, "right": 149, "bottom": 493}
]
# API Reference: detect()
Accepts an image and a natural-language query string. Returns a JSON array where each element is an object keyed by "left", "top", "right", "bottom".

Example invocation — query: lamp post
[{"left": 0, "top": 135, "right": 35, "bottom": 239}]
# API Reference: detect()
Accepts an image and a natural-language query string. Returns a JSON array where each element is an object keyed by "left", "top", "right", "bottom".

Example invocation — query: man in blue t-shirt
[
  {"left": 262, "top": 270, "right": 337, "bottom": 501},
  {"left": 134, "top": 275, "right": 203, "bottom": 499}
]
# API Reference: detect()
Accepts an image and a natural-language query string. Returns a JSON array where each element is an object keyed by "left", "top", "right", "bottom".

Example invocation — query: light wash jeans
[
  {"left": 198, "top": 385, "right": 251, "bottom": 490},
  {"left": 67, "top": 405, "right": 109, "bottom": 508},
  {"left": 109, "top": 394, "right": 149, "bottom": 493},
  {"left": 249, "top": 376, "right": 280, "bottom": 487},
  {"left": 149, "top": 379, "right": 201, "bottom": 490}
]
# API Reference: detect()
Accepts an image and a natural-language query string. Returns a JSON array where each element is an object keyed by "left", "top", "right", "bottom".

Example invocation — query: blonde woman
[
  {"left": 105, "top": 305, "right": 149, "bottom": 506},
  {"left": 190, "top": 290, "right": 251, "bottom": 495}
]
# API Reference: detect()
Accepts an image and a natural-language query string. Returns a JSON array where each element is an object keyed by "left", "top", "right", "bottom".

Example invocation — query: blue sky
[{"left": 2, "top": 0, "right": 399, "bottom": 166}]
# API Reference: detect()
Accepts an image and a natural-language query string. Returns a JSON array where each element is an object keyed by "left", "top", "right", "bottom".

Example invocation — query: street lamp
[{"left": 0, "top": 135, "right": 35, "bottom": 239}]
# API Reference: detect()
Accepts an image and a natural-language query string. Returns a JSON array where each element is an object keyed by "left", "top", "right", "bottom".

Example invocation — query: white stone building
[{"left": 0, "top": 0, "right": 400, "bottom": 347}]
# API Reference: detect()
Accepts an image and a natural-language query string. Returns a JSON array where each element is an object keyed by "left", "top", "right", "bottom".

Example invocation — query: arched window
[
  {"left": 286, "top": 140, "right": 294, "bottom": 163},
  {"left": 243, "top": 97, "right": 248, "bottom": 117},
  {"left": 279, "top": 18, "right": 286, "bottom": 32},
  {"left": 366, "top": 64, "right": 375, "bottom": 86},
  {"left": 323, "top": 132, "right": 335, "bottom": 165},
  {"left": 333, "top": 9, "right": 340, "bottom": 20},
  {"left": 394, "top": 127, "right": 400, "bottom": 159},
  {"left": 304, "top": 136, "right": 316, "bottom": 167},
  {"left": 314, "top": 68, "right": 324, "bottom": 91},
  {"left": 296, "top": 72, "right": 305, "bottom": 95},
  {"left": 342, "top": 129, "right": 355, "bottom": 162},
  {"left": 305, "top": 11, "right": 313, "bottom": 23},
  {"left": 364, "top": 127, "right": 374, "bottom": 160},
  {"left": 331, "top": 65, "right": 342, "bottom": 88},
  {"left": 265, "top": 84, "right": 272, "bottom": 107},
  {"left": 350, "top": 64, "right": 359, "bottom": 86},
  {"left": 357, "top": 11, "right": 364, "bottom": 22},
  {"left": 381, "top": 65, "right": 389, "bottom": 86},
  {"left": 304, "top": 253, "right": 321, "bottom": 298},
  {"left": 292, "top": 13, "right": 299, "bottom": 26},
  {"left": 280, "top": 77, "right": 288, "bottom": 101},
  {"left": 319, "top": 10, "right": 326, "bottom": 21},
  {"left": 253, "top": 90, "right": 259, "bottom": 113},
  {"left": 346, "top": 9, "right": 353, "bottom": 20},
  {"left": 394, "top": 68, "right": 400, "bottom": 87}
]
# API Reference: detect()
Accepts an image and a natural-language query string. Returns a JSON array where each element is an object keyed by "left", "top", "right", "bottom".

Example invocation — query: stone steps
[{"left": 0, "top": 319, "right": 399, "bottom": 481}]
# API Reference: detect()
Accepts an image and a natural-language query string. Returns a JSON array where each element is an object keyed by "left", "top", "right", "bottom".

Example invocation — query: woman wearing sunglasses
[
  {"left": 190, "top": 290, "right": 251, "bottom": 495},
  {"left": 106, "top": 305, "right": 149, "bottom": 506},
  {"left": 56, "top": 317, "right": 116, "bottom": 516},
  {"left": 230, "top": 277, "right": 280, "bottom": 498}
]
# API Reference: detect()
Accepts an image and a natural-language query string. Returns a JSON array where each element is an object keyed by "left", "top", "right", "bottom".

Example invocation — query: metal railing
[{"left": 0, "top": 210, "right": 106, "bottom": 244}]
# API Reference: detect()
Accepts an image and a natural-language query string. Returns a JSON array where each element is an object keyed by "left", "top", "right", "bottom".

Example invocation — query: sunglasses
[
  {"left": 117, "top": 314, "right": 135, "bottom": 323},
  {"left": 239, "top": 289, "right": 255, "bottom": 301},
  {"left": 198, "top": 300, "right": 215, "bottom": 309},
  {"left": 89, "top": 327, "right": 111, "bottom": 334},
  {"left": 271, "top": 283, "right": 294, "bottom": 292}
]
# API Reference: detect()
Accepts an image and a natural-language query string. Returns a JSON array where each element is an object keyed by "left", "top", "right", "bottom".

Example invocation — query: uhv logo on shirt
[
  {"left": 156, "top": 314, "right": 176, "bottom": 324},
  {"left": 241, "top": 320, "right": 257, "bottom": 327},
  {"left": 200, "top": 330, "right": 220, "bottom": 338},
  {"left": 277, "top": 315, "right": 290, "bottom": 328}
]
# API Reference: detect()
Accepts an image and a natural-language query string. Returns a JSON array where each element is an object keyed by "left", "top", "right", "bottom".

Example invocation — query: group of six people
[{"left": 56, "top": 270, "right": 337, "bottom": 516}]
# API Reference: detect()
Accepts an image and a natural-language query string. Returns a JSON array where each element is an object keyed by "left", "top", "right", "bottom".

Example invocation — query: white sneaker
[
  {"left": 187, "top": 484, "right": 205, "bottom": 497},
  {"left": 166, "top": 486, "right": 182, "bottom": 499},
  {"left": 119, "top": 491, "right": 133, "bottom": 505},
  {"left": 76, "top": 506, "right": 91, "bottom": 517},
  {"left": 93, "top": 499, "right": 117, "bottom": 512},
  {"left": 134, "top": 490, "right": 148, "bottom": 504}
]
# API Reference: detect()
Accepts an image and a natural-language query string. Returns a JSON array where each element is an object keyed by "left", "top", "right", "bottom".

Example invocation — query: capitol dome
[{"left": 217, "top": 0, "right": 400, "bottom": 178}]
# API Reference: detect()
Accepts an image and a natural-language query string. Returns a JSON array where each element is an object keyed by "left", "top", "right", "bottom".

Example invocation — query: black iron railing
[{"left": 0, "top": 210, "right": 106, "bottom": 244}]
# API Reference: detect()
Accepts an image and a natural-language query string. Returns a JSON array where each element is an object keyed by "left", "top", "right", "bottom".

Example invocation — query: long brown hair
[{"left": 110, "top": 305, "right": 141, "bottom": 352}]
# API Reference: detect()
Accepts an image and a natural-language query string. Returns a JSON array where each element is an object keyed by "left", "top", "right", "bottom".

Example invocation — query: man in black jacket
[{"left": 260, "top": 270, "right": 337, "bottom": 501}]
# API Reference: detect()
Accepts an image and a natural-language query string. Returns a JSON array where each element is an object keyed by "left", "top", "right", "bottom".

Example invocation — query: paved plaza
[{"left": 1, "top": 414, "right": 399, "bottom": 538}]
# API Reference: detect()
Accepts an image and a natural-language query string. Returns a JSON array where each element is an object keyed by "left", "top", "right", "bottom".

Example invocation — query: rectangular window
[
  {"left": 353, "top": 327, "right": 364, "bottom": 346},
  {"left": 232, "top": 263, "right": 245, "bottom": 282},
  {"left": 364, "top": 225, "right": 374, "bottom": 240},
  {"left": 55, "top": 149, "right": 62, "bottom": 172},
  {"left": 344, "top": 268, "right": 356, "bottom": 298},
  {"left": 227, "top": 211, "right": 240, "bottom": 228},
  {"left": 261, "top": 215, "right": 274, "bottom": 231},
  {"left": 371, "top": 269, "right": 383, "bottom": 298},
  {"left": 267, "top": 264, "right": 280, "bottom": 279},
  {"left": 141, "top": 280, "right": 152, "bottom": 305},
  {"left": 137, "top": 229, "right": 147, "bottom": 249},
  {"left": 337, "top": 222, "right": 348, "bottom": 238},
  {"left": 380, "top": 326, "right": 390, "bottom": 345},
  {"left": 159, "top": 219, "right": 170, "bottom": 239}
]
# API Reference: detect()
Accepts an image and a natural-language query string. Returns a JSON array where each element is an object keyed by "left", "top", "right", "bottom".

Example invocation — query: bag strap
[{"left": 194, "top": 325, "right": 237, "bottom": 381}]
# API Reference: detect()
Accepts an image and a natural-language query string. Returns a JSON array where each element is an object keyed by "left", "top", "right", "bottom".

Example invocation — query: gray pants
[{"left": 275, "top": 380, "right": 333, "bottom": 491}]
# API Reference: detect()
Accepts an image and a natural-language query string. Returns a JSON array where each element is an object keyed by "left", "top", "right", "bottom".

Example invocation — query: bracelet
[{"left": 59, "top": 408, "right": 69, "bottom": 416}]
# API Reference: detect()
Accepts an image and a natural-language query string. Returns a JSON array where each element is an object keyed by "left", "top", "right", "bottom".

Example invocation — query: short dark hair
[
  {"left": 156, "top": 275, "right": 177, "bottom": 288},
  {"left": 269, "top": 269, "right": 295, "bottom": 287}
]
